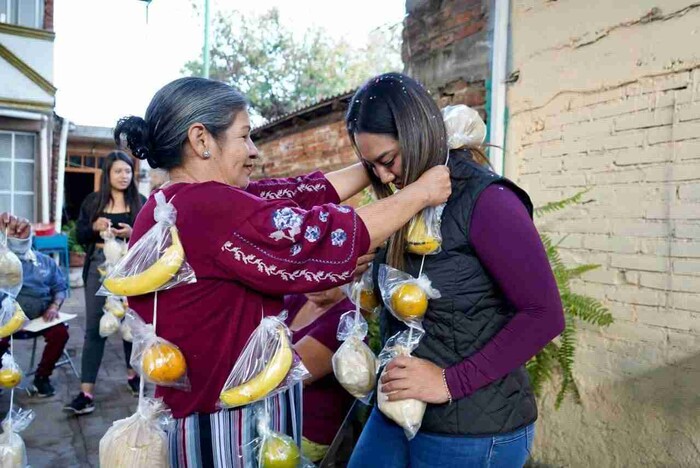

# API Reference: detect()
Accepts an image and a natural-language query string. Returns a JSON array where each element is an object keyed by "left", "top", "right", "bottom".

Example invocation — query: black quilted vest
[{"left": 373, "top": 154, "right": 538, "bottom": 435}]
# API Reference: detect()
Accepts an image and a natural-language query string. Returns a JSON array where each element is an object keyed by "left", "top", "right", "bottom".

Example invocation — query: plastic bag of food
[
  {"left": 442, "top": 104, "right": 486, "bottom": 150},
  {"left": 0, "top": 298, "right": 28, "bottom": 339},
  {"left": 103, "top": 295, "right": 128, "bottom": 319},
  {"left": 342, "top": 265, "right": 380, "bottom": 315},
  {"left": 0, "top": 354, "right": 23, "bottom": 390},
  {"left": 120, "top": 320, "right": 133, "bottom": 343},
  {"left": 219, "top": 313, "right": 309, "bottom": 409},
  {"left": 126, "top": 310, "right": 189, "bottom": 390},
  {"left": 99, "top": 309, "right": 121, "bottom": 338},
  {"left": 0, "top": 406, "right": 35, "bottom": 468},
  {"left": 378, "top": 265, "right": 440, "bottom": 324},
  {"left": 255, "top": 409, "right": 302, "bottom": 468},
  {"left": 98, "top": 191, "right": 196, "bottom": 296},
  {"left": 99, "top": 397, "right": 171, "bottom": 468},
  {"left": 102, "top": 228, "right": 128, "bottom": 266},
  {"left": 0, "top": 234, "right": 22, "bottom": 299},
  {"left": 332, "top": 309, "right": 378, "bottom": 403},
  {"left": 406, "top": 205, "right": 444, "bottom": 256},
  {"left": 377, "top": 326, "right": 426, "bottom": 440}
]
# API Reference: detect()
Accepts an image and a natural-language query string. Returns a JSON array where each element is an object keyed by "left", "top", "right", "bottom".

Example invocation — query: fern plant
[{"left": 527, "top": 190, "right": 614, "bottom": 408}]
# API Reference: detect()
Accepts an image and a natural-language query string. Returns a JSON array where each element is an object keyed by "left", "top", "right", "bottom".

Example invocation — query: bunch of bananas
[
  {"left": 103, "top": 227, "right": 184, "bottom": 296},
  {"left": 219, "top": 328, "right": 293, "bottom": 407}
]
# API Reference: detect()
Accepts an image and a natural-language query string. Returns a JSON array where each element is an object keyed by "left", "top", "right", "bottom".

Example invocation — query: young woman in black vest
[
  {"left": 346, "top": 73, "right": 565, "bottom": 467},
  {"left": 64, "top": 151, "right": 147, "bottom": 415}
]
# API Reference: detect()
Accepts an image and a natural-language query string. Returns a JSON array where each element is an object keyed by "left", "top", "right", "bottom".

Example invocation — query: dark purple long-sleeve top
[{"left": 444, "top": 184, "right": 565, "bottom": 400}]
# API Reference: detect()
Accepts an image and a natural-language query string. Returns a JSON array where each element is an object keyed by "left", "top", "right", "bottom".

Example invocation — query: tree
[{"left": 183, "top": 8, "right": 402, "bottom": 122}]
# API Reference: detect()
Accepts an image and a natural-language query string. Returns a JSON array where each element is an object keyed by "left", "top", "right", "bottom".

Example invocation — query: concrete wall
[{"left": 505, "top": 1, "right": 700, "bottom": 466}]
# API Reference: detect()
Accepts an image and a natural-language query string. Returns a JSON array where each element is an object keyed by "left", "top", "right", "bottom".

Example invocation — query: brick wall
[
  {"left": 506, "top": 1, "right": 700, "bottom": 466},
  {"left": 403, "top": 0, "right": 489, "bottom": 116},
  {"left": 43, "top": 0, "right": 53, "bottom": 31}
]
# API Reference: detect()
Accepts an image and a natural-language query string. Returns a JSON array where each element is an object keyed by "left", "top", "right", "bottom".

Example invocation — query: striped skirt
[{"left": 168, "top": 384, "right": 303, "bottom": 468}]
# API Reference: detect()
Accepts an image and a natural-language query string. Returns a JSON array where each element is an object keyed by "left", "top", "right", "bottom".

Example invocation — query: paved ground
[{"left": 0, "top": 286, "right": 150, "bottom": 468}]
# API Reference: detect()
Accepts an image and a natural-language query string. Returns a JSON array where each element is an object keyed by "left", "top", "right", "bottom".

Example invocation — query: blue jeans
[{"left": 349, "top": 409, "right": 534, "bottom": 468}]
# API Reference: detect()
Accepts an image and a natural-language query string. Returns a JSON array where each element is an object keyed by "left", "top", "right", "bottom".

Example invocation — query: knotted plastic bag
[
  {"left": 255, "top": 409, "right": 302, "bottom": 468},
  {"left": 126, "top": 311, "right": 189, "bottom": 390},
  {"left": 378, "top": 265, "right": 441, "bottom": 325},
  {"left": 99, "top": 309, "right": 121, "bottom": 338},
  {"left": 0, "top": 298, "right": 28, "bottom": 339},
  {"left": 99, "top": 397, "right": 172, "bottom": 468},
  {"left": 342, "top": 265, "right": 380, "bottom": 315},
  {"left": 0, "top": 354, "right": 23, "bottom": 390},
  {"left": 103, "top": 295, "right": 128, "bottom": 319},
  {"left": 120, "top": 320, "right": 133, "bottom": 343},
  {"left": 0, "top": 233, "right": 22, "bottom": 299},
  {"left": 442, "top": 104, "right": 486, "bottom": 150},
  {"left": 406, "top": 205, "right": 445, "bottom": 256},
  {"left": 0, "top": 407, "right": 35, "bottom": 468},
  {"left": 332, "top": 309, "right": 378, "bottom": 403},
  {"left": 101, "top": 227, "right": 128, "bottom": 275},
  {"left": 377, "top": 326, "right": 426, "bottom": 440},
  {"left": 219, "top": 313, "right": 309, "bottom": 409},
  {"left": 98, "top": 192, "right": 196, "bottom": 296}
]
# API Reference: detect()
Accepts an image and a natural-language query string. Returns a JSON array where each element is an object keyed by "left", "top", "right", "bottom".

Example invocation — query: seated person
[
  {"left": 284, "top": 287, "right": 356, "bottom": 463},
  {"left": 0, "top": 232, "right": 69, "bottom": 397}
]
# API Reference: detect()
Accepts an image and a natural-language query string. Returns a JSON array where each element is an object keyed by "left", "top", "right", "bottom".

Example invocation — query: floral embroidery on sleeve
[
  {"left": 331, "top": 229, "right": 348, "bottom": 247},
  {"left": 304, "top": 226, "right": 321, "bottom": 242},
  {"left": 334, "top": 205, "right": 351, "bottom": 214},
  {"left": 319, "top": 211, "right": 329, "bottom": 223},
  {"left": 290, "top": 244, "right": 302, "bottom": 256},
  {"left": 270, "top": 207, "right": 303, "bottom": 242}
]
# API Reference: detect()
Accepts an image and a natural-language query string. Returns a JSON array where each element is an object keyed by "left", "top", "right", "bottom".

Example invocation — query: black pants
[{"left": 80, "top": 249, "right": 133, "bottom": 384}]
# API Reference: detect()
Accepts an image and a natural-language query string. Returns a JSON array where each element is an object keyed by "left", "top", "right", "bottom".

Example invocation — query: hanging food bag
[
  {"left": 332, "top": 310, "right": 378, "bottom": 403},
  {"left": 0, "top": 298, "right": 28, "bottom": 339},
  {"left": 98, "top": 192, "right": 196, "bottom": 296},
  {"left": 376, "top": 326, "right": 426, "bottom": 440},
  {"left": 406, "top": 205, "right": 444, "bottom": 256},
  {"left": 0, "top": 407, "right": 35, "bottom": 468},
  {"left": 0, "top": 234, "right": 22, "bottom": 299},
  {"left": 378, "top": 265, "right": 440, "bottom": 324},
  {"left": 219, "top": 313, "right": 309, "bottom": 409}
]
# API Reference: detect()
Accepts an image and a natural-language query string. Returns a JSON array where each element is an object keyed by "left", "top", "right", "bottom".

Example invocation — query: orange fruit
[
  {"left": 390, "top": 283, "right": 428, "bottom": 320},
  {"left": 142, "top": 342, "right": 186, "bottom": 383},
  {"left": 359, "top": 289, "right": 380, "bottom": 311},
  {"left": 0, "top": 369, "right": 21, "bottom": 388}
]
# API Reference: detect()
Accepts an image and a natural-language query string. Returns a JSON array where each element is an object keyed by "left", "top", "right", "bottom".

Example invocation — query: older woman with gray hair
[{"left": 114, "top": 77, "right": 451, "bottom": 467}]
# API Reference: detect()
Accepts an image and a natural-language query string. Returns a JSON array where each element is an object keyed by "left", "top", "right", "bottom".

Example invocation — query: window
[
  {"left": 0, "top": 131, "right": 36, "bottom": 221},
  {"left": 0, "top": 0, "right": 44, "bottom": 29}
]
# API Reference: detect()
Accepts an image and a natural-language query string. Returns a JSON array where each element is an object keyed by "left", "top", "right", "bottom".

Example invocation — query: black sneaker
[
  {"left": 127, "top": 375, "right": 140, "bottom": 397},
  {"left": 31, "top": 376, "right": 55, "bottom": 398},
  {"left": 63, "top": 392, "right": 95, "bottom": 415}
]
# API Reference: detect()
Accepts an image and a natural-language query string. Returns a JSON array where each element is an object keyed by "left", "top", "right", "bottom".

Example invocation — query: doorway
[{"left": 63, "top": 171, "right": 99, "bottom": 223}]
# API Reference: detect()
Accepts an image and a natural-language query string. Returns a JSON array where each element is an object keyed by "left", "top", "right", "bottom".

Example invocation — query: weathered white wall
[
  {"left": 0, "top": 31, "right": 53, "bottom": 80},
  {"left": 505, "top": 1, "right": 700, "bottom": 466}
]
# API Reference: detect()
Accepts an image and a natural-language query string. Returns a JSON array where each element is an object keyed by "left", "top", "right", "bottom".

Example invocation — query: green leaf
[{"left": 534, "top": 189, "right": 591, "bottom": 217}]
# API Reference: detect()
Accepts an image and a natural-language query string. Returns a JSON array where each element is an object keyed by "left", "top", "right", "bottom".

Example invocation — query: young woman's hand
[
  {"left": 112, "top": 223, "right": 133, "bottom": 239},
  {"left": 92, "top": 217, "right": 111, "bottom": 232},
  {"left": 0, "top": 212, "right": 31, "bottom": 239},
  {"left": 380, "top": 355, "right": 451, "bottom": 404}
]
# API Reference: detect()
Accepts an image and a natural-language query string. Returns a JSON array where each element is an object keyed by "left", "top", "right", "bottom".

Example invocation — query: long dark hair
[
  {"left": 346, "top": 72, "right": 487, "bottom": 269},
  {"left": 92, "top": 151, "right": 142, "bottom": 221},
  {"left": 114, "top": 77, "right": 247, "bottom": 170}
]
